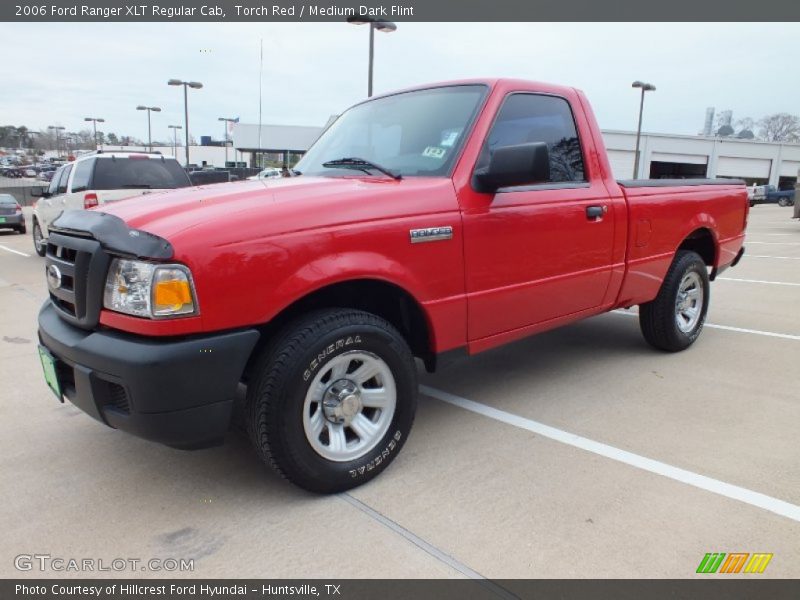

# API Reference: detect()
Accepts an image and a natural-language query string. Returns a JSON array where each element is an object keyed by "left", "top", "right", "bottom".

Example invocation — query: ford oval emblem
[{"left": 46, "top": 264, "right": 62, "bottom": 290}]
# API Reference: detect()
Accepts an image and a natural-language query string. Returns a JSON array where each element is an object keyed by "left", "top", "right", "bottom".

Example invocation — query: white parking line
[
  {"left": 718, "top": 277, "right": 800, "bottom": 287},
  {"left": 747, "top": 241, "right": 800, "bottom": 246},
  {"left": 746, "top": 255, "right": 800, "bottom": 261},
  {"left": 611, "top": 310, "right": 800, "bottom": 341},
  {"left": 420, "top": 385, "right": 800, "bottom": 524},
  {"left": 0, "top": 244, "right": 31, "bottom": 258}
]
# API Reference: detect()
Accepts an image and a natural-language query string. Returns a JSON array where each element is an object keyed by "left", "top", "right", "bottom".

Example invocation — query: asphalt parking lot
[{"left": 0, "top": 205, "right": 798, "bottom": 579}]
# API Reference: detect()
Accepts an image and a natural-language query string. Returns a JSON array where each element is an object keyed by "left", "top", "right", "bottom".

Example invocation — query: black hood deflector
[{"left": 49, "top": 210, "right": 174, "bottom": 260}]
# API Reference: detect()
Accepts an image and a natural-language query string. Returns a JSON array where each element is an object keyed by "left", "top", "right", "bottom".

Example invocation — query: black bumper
[{"left": 38, "top": 302, "right": 259, "bottom": 449}]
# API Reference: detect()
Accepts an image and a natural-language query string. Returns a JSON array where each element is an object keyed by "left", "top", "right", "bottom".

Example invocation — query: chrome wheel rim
[
  {"left": 33, "top": 224, "right": 44, "bottom": 252},
  {"left": 303, "top": 350, "right": 396, "bottom": 462},
  {"left": 675, "top": 271, "right": 704, "bottom": 333}
]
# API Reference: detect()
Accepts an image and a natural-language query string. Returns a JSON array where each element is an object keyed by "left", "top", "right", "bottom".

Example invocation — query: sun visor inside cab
[{"left": 49, "top": 210, "right": 174, "bottom": 260}]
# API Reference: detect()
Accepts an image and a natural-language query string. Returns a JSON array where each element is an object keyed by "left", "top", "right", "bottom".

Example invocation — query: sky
[{"left": 1, "top": 22, "right": 797, "bottom": 144}]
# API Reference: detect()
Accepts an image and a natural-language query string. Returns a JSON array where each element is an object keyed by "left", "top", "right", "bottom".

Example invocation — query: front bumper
[{"left": 38, "top": 301, "right": 259, "bottom": 449}]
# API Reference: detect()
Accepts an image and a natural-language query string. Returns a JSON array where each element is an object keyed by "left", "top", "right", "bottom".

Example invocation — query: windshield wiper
[
  {"left": 322, "top": 157, "right": 402, "bottom": 180},
  {"left": 121, "top": 184, "right": 152, "bottom": 188}
]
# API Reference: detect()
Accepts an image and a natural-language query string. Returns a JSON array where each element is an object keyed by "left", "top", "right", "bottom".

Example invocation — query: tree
[
  {"left": 107, "top": 133, "right": 120, "bottom": 145},
  {"left": 757, "top": 113, "right": 800, "bottom": 143}
]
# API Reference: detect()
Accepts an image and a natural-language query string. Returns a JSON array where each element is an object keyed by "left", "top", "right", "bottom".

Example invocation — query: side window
[
  {"left": 481, "top": 94, "right": 585, "bottom": 184},
  {"left": 47, "top": 167, "right": 63, "bottom": 196},
  {"left": 70, "top": 159, "right": 94, "bottom": 193},
  {"left": 57, "top": 165, "right": 73, "bottom": 195}
]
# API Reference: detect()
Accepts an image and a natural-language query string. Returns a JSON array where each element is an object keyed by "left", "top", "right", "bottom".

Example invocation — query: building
[
  {"left": 602, "top": 130, "right": 800, "bottom": 188},
  {"left": 229, "top": 120, "right": 800, "bottom": 188},
  {"left": 232, "top": 123, "right": 327, "bottom": 168}
]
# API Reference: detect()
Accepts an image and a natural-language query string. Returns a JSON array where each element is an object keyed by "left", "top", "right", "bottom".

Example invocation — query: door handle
[{"left": 586, "top": 205, "right": 607, "bottom": 220}]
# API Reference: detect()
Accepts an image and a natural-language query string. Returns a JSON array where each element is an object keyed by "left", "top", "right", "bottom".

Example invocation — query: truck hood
[{"left": 97, "top": 176, "right": 454, "bottom": 248}]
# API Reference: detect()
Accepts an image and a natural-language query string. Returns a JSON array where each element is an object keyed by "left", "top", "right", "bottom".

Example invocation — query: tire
[
  {"left": 639, "top": 250, "right": 710, "bottom": 352},
  {"left": 778, "top": 198, "right": 789, "bottom": 207},
  {"left": 32, "top": 220, "right": 46, "bottom": 257},
  {"left": 246, "top": 309, "right": 417, "bottom": 493},
  {"left": 18, "top": 225, "right": 27, "bottom": 235}
]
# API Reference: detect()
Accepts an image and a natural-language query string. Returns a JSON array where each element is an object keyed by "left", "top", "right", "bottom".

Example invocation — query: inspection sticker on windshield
[
  {"left": 422, "top": 146, "right": 447, "bottom": 159},
  {"left": 440, "top": 129, "right": 461, "bottom": 147}
]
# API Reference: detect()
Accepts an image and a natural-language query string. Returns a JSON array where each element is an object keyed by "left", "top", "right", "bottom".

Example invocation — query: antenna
[{"left": 258, "top": 38, "right": 263, "bottom": 165}]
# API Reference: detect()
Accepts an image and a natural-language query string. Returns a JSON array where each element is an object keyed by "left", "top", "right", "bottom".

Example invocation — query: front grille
[{"left": 45, "top": 232, "right": 111, "bottom": 329}]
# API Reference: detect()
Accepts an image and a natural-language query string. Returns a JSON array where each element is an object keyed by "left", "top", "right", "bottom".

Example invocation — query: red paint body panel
[{"left": 95, "top": 78, "right": 747, "bottom": 358}]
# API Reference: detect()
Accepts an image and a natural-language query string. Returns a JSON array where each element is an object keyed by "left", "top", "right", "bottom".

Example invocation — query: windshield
[{"left": 296, "top": 85, "right": 487, "bottom": 178}]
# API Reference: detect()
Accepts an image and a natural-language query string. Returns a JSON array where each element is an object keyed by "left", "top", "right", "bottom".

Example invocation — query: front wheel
[
  {"left": 246, "top": 309, "right": 417, "bottom": 493},
  {"left": 639, "top": 250, "right": 710, "bottom": 352},
  {"left": 32, "top": 220, "right": 46, "bottom": 257}
]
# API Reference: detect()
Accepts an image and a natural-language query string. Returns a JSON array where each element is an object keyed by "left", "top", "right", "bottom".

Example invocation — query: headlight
[{"left": 103, "top": 258, "right": 197, "bottom": 318}]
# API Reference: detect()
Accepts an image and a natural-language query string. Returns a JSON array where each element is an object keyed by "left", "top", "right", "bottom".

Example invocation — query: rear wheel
[
  {"left": 639, "top": 250, "right": 710, "bottom": 352},
  {"left": 32, "top": 220, "right": 45, "bottom": 256},
  {"left": 246, "top": 309, "right": 417, "bottom": 493}
]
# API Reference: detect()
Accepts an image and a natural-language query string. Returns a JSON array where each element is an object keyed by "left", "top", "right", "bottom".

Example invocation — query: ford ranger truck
[{"left": 37, "top": 79, "right": 748, "bottom": 493}]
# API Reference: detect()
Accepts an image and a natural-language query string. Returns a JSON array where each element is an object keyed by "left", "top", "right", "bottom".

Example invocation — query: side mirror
[
  {"left": 474, "top": 142, "right": 550, "bottom": 193},
  {"left": 30, "top": 187, "right": 48, "bottom": 198}
]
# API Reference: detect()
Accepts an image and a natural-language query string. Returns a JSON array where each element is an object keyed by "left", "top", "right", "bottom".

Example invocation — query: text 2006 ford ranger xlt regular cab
[{"left": 38, "top": 79, "right": 747, "bottom": 493}]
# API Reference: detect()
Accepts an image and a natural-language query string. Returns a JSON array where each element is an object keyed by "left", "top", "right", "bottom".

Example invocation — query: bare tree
[{"left": 757, "top": 113, "right": 800, "bottom": 142}]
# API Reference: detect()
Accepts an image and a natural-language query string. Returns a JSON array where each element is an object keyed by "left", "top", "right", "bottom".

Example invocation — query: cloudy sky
[{"left": 1, "top": 22, "right": 797, "bottom": 143}]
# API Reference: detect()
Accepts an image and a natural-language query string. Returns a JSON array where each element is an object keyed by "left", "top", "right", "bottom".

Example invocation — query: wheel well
[
  {"left": 678, "top": 228, "right": 716, "bottom": 267},
  {"left": 249, "top": 279, "right": 434, "bottom": 373}
]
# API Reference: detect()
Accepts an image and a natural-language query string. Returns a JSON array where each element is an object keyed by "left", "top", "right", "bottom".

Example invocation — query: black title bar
[
  {"left": 4, "top": 0, "right": 800, "bottom": 22},
  {"left": 5, "top": 579, "right": 800, "bottom": 600}
]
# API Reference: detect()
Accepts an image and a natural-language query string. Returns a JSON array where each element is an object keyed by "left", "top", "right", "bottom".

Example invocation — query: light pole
[
  {"left": 347, "top": 17, "right": 397, "bottom": 97},
  {"left": 631, "top": 80, "right": 656, "bottom": 179},
  {"left": 84, "top": 117, "right": 105, "bottom": 149},
  {"left": 168, "top": 125, "right": 182, "bottom": 158},
  {"left": 48, "top": 126, "right": 65, "bottom": 159},
  {"left": 168, "top": 79, "right": 203, "bottom": 167},
  {"left": 136, "top": 106, "right": 161, "bottom": 152},
  {"left": 218, "top": 117, "right": 236, "bottom": 166}
]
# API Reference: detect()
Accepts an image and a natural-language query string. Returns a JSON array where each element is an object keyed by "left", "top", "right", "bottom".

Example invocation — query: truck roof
[{"left": 365, "top": 78, "right": 581, "bottom": 102}]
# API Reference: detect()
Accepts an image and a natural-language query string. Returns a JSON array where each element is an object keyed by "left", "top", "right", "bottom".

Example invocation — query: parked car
[
  {"left": 748, "top": 184, "right": 768, "bottom": 206},
  {"left": 764, "top": 185, "right": 795, "bottom": 207},
  {"left": 31, "top": 151, "right": 192, "bottom": 257},
  {"left": 248, "top": 167, "right": 282, "bottom": 180},
  {"left": 0, "top": 166, "right": 22, "bottom": 178},
  {"left": 0, "top": 193, "right": 25, "bottom": 234},
  {"left": 37, "top": 78, "right": 748, "bottom": 493}
]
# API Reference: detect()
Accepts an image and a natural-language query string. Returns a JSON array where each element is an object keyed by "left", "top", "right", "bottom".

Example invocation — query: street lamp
[
  {"left": 136, "top": 106, "right": 161, "bottom": 152},
  {"left": 168, "top": 125, "right": 182, "bottom": 158},
  {"left": 218, "top": 117, "right": 237, "bottom": 166},
  {"left": 631, "top": 80, "right": 656, "bottom": 179},
  {"left": 48, "top": 125, "right": 65, "bottom": 158},
  {"left": 168, "top": 79, "right": 203, "bottom": 167},
  {"left": 347, "top": 17, "right": 397, "bottom": 97},
  {"left": 84, "top": 117, "right": 105, "bottom": 149}
]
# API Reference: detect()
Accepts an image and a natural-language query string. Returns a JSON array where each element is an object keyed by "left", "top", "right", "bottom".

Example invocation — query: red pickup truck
[{"left": 38, "top": 79, "right": 747, "bottom": 493}]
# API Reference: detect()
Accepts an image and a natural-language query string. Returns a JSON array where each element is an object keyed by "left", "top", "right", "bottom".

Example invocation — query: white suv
[{"left": 32, "top": 151, "right": 192, "bottom": 256}]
